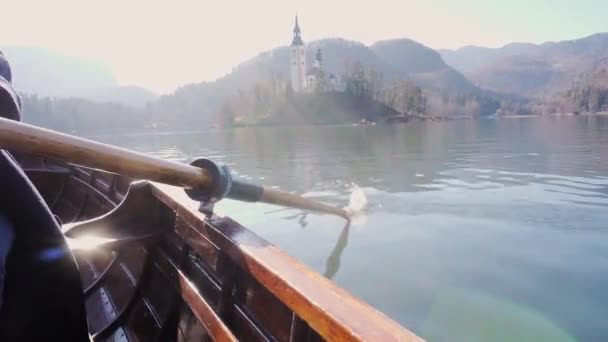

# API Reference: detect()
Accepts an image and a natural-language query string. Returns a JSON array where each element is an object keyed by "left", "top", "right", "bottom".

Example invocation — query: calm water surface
[{"left": 97, "top": 116, "right": 608, "bottom": 342}]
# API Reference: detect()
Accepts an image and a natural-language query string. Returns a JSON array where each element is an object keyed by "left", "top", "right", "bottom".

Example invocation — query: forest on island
[{"left": 217, "top": 61, "right": 508, "bottom": 126}]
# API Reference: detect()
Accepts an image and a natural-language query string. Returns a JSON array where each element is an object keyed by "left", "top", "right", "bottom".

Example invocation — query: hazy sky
[{"left": 2, "top": 0, "right": 606, "bottom": 93}]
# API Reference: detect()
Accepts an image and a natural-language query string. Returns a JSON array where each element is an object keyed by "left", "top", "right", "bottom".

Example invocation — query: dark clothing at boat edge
[
  {"left": 0, "top": 50, "right": 89, "bottom": 341},
  {"left": 0, "top": 152, "right": 90, "bottom": 341}
]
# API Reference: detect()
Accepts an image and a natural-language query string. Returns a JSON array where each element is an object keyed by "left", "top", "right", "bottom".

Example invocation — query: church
[{"left": 290, "top": 16, "right": 343, "bottom": 93}]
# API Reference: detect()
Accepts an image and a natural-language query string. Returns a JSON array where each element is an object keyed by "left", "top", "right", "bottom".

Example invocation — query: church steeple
[
  {"left": 291, "top": 15, "right": 304, "bottom": 46},
  {"left": 294, "top": 15, "right": 300, "bottom": 33},
  {"left": 290, "top": 14, "right": 306, "bottom": 92}
]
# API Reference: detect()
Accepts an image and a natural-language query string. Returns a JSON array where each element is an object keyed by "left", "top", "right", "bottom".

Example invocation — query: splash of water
[{"left": 344, "top": 185, "right": 368, "bottom": 219}]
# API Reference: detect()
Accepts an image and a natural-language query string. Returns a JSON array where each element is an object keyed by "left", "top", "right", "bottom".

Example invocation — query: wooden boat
[{"left": 16, "top": 154, "right": 423, "bottom": 342}]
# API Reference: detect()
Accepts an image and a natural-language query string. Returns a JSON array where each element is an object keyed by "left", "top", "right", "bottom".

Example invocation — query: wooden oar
[{"left": 0, "top": 117, "right": 350, "bottom": 219}]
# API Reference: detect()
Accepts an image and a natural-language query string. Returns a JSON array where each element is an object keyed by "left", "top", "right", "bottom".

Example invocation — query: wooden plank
[
  {"left": 176, "top": 267, "right": 238, "bottom": 342},
  {"left": 233, "top": 270, "right": 293, "bottom": 341},
  {"left": 176, "top": 306, "right": 209, "bottom": 342},
  {"left": 93, "top": 251, "right": 152, "bottom": 341},
  {"left": 174, "top": 217, "right": 221, "bottom": 273},
  {"left": 148, "top": 244, "right": 234, "bottom": 342},
  {"left": 124, "top": 298, "right": 163, "bottom": 341},
  {"left": 188, "top": 262, "right": 222, "bottom": 309},
  {"left": 92, "top": 171, "right": 115, "bottom": 194},
  {"left": 231, "top": 305, "right": 271, "bottom": 342},
  {"left": 289, "top": 314, "right": 323, "bottom": 342}
]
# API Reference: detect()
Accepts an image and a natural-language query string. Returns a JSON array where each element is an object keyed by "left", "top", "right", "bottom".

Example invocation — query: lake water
[{"left": 97, "top": 116, "right": 608, "bottom": 341}]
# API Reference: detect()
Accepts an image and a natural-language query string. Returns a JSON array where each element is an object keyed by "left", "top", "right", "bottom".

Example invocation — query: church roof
[
  {"left": 291, "top": 15, "right": 304, "bottom": 46},
  {"left": 292, "top": 36, "right": 304, "bottom": 46},
  {"left": 294, "top": 15, "right": 301, "bottom": 33}
]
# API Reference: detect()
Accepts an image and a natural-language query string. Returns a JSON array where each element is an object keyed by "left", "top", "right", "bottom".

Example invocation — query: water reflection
[
  {"left": 282, "top": 212, "right": 310, "bottom": 228},
  {"left": 323, "top": 222, "right": 350, "bottom": 279}
]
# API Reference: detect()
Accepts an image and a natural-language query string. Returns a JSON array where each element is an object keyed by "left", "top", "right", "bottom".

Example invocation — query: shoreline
[
  {"left": 499, "top": 111, "right": 608, "bottom": 119},
  {"left": 44, "top": 111, "right": 608, "bottom": 138}
]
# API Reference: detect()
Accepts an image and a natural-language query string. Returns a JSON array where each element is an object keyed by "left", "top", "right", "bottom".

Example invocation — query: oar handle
[
  {"left": 0, "top": 117, "right": 350, "bottom": 219},
  {"left": 0, "top": 117, "right": 211, "bottom": 188}
]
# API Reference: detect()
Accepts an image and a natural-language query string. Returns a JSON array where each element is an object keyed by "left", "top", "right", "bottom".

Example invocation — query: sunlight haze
[
  {"left": 2, "top": 0, "right": 606, "bottom": 93},
  {"left": 2, "top": 2, "right": 608, "bottom": 340}
]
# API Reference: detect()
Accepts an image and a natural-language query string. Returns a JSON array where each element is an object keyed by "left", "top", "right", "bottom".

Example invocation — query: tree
[
  {"left": 366, "top": 69, "right": 383, "bottom": 101},
  {"left": 344, "top": 61, "right": 370, "bottom": 98},
  {"left": 589, "top": 87, "right": 602, "bottom": 112},
  {"left": 464, "top": 97, "right": 481, "bottom": 117},
  {"left": 218, "top": 102, "right": 235, "bottom": 127},
  {"left": 382, "top": 79, "right": 426, "bottom": 115}
]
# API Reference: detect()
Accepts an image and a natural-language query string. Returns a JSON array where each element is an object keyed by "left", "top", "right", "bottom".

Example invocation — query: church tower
[{"left": 290, "top": 15, "right": 307, "bottom": 92}]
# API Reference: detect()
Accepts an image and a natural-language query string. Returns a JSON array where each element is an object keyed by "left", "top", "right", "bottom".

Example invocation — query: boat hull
[{"left": 15, "top": 154, "right": 422, "bottom": 342}]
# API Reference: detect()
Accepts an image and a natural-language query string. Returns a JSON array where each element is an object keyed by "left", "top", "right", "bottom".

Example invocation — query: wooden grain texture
[
  {"left": 152, "top": 183, "right": 424, "bottom": 342},
  {"left": 177, "top": 268, "right": 238, "bottom": 342},
  {"left": 0, "top": 117, "right": 211, "bottom": 188}
]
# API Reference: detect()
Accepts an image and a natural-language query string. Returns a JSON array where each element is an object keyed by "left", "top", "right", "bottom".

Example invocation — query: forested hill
[
  {"left": 158, "top": 37, "right": 478, "bottom": 99},
  {"left": 439, "top": 33, "right": 608, "bottom": 97},
  {"left": 15, "top": 32, "right": 608, "bottom": 133},
  {"left": 143, "top": 38, "right": 495, "bottom": 130}
]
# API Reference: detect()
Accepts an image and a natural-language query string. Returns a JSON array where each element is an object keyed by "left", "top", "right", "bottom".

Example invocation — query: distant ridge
[
  {"left": 1, "top": 46, "right": 156, "bottom": 107},
  {"left": 439, "top": 33, "right": 608, "bottom": 96}
]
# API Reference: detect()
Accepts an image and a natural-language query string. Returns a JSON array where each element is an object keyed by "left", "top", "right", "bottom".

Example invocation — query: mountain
[
  {"left": 544, "top": 57, "right": 608, "bottom": 113},
  {"left": 371, "top": 39, "right": 446, "bottom": 73},
  {"left": 208, "top": 38, "right": 478, "bottom": 93},
  {"left": 439, "top": 43, "right": 541, "bottom": 73},
  {"left": 581, "top": 57, "right": 608, "bottom": 89},
  {"left": 471, "top": 55, "right": 556, "bottom": 95},
  {"left": 1, "top": 46, "right": 156, "bottom": 107},
  {"left": 439, "top": 33, "right": 608, "bottom": 96},
  {"left": 371, "top": 39, "right": 477, "bottom": 92}
]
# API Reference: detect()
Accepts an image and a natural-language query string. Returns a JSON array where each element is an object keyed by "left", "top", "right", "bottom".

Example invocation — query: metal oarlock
[
  {"left": 185, "top": 158, "right": 266, "bottom": 215},
  {"left": 184, "top": 158, "right": 232, "bottom": 215}
]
